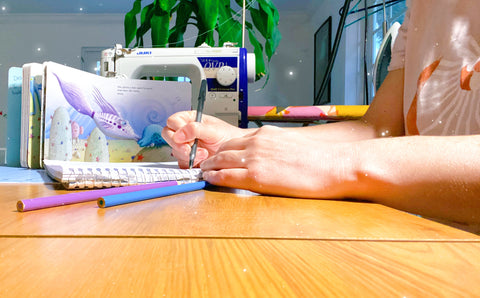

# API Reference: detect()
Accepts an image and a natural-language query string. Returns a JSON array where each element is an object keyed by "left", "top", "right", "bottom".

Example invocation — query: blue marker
[{"left": 98, "top": 181, "right": 207, "bottom": 208}]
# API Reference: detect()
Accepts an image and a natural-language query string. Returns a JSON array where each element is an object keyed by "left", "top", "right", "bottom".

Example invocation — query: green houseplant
[{"left": 124, "top": 0, "right": 281, "bottom": 82}]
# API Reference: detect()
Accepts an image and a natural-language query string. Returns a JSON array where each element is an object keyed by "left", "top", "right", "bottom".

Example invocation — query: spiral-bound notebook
[{"left": 43, "top": 159, "right": 202, "bottom": 189}]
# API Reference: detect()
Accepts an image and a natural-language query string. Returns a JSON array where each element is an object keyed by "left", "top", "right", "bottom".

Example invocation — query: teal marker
[{"left": 98, "top": 181, "right": 207, "bottom": 208}]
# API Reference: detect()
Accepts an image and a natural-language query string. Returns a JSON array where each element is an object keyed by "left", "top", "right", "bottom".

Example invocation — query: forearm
[
  {"left": 348, "top": 135, "right": 480, "bottom": 226},
  {"left": 286, "top": 119, "right": 380, "bottom": 142}
]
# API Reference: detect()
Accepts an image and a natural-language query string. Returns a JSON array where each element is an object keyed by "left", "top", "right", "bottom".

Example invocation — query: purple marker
[{"left": 17, "top": 180, "right": 179, "bottom": 212}]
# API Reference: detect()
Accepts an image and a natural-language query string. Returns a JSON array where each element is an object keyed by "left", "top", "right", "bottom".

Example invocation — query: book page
[
  {"left": 20, "top": 63, "right": 44, "bottom": 168},
  {"left": 5, "top": 67, "right": 23, "bottom": 167},
  {"left": 42, "top": 62, "right": 191, "bottom": 164}
]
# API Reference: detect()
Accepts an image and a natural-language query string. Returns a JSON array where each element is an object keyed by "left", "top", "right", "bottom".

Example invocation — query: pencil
[
  {"left": 17, "top": 180, "right": 179, "bottom": 212},
  {"left": 189, "top": 79, "right": 207, "bottom": 169},
  {"left": 98, "top": 181, "right": 207, "bottom": 208}
]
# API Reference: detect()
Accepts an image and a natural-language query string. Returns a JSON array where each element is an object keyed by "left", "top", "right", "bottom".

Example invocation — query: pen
[{"left": 189, "top": 79, "right": 207, "bottom": 169}]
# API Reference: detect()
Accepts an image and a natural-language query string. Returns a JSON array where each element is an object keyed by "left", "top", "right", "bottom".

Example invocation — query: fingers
[
  {"left": 214, "top": 135, "right": 249, "bottom": 152},
  {"left": 202, "top": 168, "right": 252, "bottom": 190},
  {"left": 162, "top": 113, "right": 209, "bottom": 163},
  {"left": 165, "top": 111, "right": 197, "bottom": 131},
  {"left": 174, "top": 146, "right": 209, "bottom": 169},
  {"left": 163, "top": 111, "right": 205, "bottom": 146},
  {"left": 162, "top": 111, "right": 249, "bottom": 168},
  {"left": 213, "top": 125, "right": 279, "bottom": 152},
  {"left": 200, "top": 150, "right": 246, "bottom": 171},
  {"left": 172, "top": 122, "right": 206, "bottom": 143},
  {"left": 161, "top": 123, "right": 196, "bottom": 149},
  {"left": 164, "top": 116, "right": 226, "bottom": 146},
  {"left": 162, "top": 112, "right": 198, "bottom": 146},
  {"left": 166, "top": 111, "right": 229, "bottom": 141}
]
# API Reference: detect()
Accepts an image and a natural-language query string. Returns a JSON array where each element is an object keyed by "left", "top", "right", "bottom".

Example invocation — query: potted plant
[{"left": 124, "top": 0, "right": 281, "bottom": 82}]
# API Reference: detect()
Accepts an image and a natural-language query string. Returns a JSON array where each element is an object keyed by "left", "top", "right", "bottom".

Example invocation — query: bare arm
[
  {"left": 199, "top": 69, "right": 480, "bottom": 228},
  {"left": 200, "top": 127, "right": 480, "bottom": 228},
  {"left": 164, "top": 68, "right": 479, "bottom": 228},
  {"left": 351, "top": 134, "right": 480, "bottom": 228}
]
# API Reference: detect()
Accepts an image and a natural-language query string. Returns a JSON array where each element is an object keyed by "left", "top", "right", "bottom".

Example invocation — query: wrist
[
  {"left": 347, "top": 138, "right": 398, "bottom": 202},
  {"left": 314, "top": 141, "right": 363, "bottom": 199},
  {"left": 336, "top": 140, "right": 377, "bottom": 200}
]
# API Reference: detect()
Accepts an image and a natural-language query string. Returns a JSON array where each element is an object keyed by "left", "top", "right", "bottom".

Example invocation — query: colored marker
[
  {"left": 17, "top": 180, "right": 179, "bottom": 212},
  {"left": 98, "top": 181, "right": 207, "bottom": 208}
]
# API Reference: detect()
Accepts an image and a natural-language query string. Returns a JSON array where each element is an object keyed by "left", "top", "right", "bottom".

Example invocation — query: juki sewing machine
[{"left": 100, "top": 44, "right": 255, "bottom": 128}]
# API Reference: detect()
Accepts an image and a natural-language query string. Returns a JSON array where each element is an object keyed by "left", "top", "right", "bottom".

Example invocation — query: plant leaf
[
  {"left": 169, "top": 1, "right": 194, "bottom": 47},
  {"left": 135, "top": 3, "right": 155, "bottom": 47},
  {"left": 151, "top": 14, "right": 170, "bottom": 47},
  {"left": 124, "top": 0, "right": 281, "bottom": 85},
  {"left": 150, "top": 0, "right": 174, "bottom": 47},
  {"left": 217, "top": 1, "right": 242, "bottom": 46},
  {"left": 141, "top": 3, "right": 153, "bottom": 24},
  {"left": 265, "top": 25, "right": 281, "bottom": 61},
  {"left": 157, "top": 0, "right": 176, "bottom": 11},
  {"left": 195, "top": 0, "right": 219, "bottom": 46},
  {"left": 258, "top": 0, "right": 281, "bottom": 59},
  {"left": 249, "top": 7, "right": 268, "bottom": 39},
  {"left": 124, "top": 0, "right": 142, "bottom": 47}
]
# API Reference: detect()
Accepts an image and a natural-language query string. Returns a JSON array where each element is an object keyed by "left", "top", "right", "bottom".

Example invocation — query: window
[
  {"left": 314, "top": 16, "right": 332, "bottom": 105},
  {"left": 81, "top": 47, "right": 109, "bottom": 75},
  {"left": 368, "top": 0, "right": 407, "bottom": 99}
]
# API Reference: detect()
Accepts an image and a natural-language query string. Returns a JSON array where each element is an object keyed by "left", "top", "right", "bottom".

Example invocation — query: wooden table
[{"left": 1, "top": 183, "right": 479, "bottom": 297}]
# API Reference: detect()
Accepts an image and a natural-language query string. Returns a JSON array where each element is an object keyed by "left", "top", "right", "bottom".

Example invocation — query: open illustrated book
[
  {"left": 20, "top": 61, "right": 192, "bottom": 168},
  {"left": 40, "top": 62, "right": 201, "bottom": 190},
  {"left": 43, "top": 159, "right": 202, "bottom": 189}
]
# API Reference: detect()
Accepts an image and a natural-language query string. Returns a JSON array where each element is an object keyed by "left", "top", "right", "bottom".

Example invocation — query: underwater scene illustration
[{"left": 43, "top": 62, "right": 191, "bottom": 163}]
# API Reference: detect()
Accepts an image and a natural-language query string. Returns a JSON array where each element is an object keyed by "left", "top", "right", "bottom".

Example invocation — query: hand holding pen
[{"left": 189, "top": 79, "right": 207, "bottom": 169}]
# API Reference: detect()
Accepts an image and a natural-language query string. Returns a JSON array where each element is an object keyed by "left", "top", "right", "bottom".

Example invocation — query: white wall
[
  {"left": 0, "top": 13, "right": 124, "bottom": 73},
  {"left": 248, "top": 12, "right": 314, "bottom": 107},
  {"left": 0, "top": 14, "right": 126, "bottom": 153}
]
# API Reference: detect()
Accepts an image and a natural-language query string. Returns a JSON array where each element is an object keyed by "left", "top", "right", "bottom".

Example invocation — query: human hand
[
  {"left": 200, "top": 125, "right": 358, "bottom": 198},
  {"left": 161, "top": 111, "right": 247, "bottom": 168}
]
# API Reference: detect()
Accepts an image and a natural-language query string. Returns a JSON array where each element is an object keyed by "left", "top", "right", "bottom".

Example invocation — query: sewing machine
[{"left": 100, "top": 44, "right": 255, "bottom": 127}]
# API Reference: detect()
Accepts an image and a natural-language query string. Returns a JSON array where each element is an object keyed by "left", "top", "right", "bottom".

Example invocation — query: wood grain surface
[
  {"left": 1, "top": 238, "right": 479, "bottom": 297},
  {"left": 1, "top": 184, "right": 478, "bottom": 240},
  {"left": 1, "top": 183, "right": 479, "bottom": 297}
]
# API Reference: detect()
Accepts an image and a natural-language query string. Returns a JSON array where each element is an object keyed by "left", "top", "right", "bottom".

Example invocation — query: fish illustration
[
  {"left": 52, "top": 72, "right": 140, "bottom": 140},
  {"left": 137, "top": 124, "right": 168, "bottom": 147}
]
